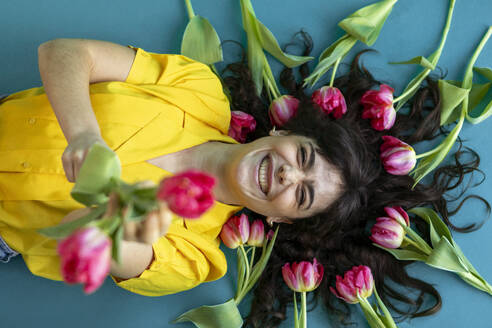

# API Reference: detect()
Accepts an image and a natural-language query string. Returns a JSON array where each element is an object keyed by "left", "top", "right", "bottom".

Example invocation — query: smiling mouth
[{"left": 258, "top": 155, "right": 271, "bottom": 195}]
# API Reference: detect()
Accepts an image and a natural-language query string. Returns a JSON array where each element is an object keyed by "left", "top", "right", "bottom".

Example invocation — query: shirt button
[
  {"left": 21, "top": 162, "right": 31, "bottom": 168},
  {"left": 28, "top": 118, "right": 36, "bottom": 124}
]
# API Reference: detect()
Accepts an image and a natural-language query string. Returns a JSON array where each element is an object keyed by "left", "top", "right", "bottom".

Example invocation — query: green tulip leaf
[
  {"left": 181, "top": 15, "right": 223, "bottom": 65},
  {"left": 257, "top": 20, "right": 313, "bottom": 68},
  {"left": 438, "top": 80, "right": 470, "bottom": 125},
  {"left": 425, "top": 237, "right": 468, "bottom": 273},
  {"left": 172, "top": 298, "right": 243, "bottom": 328},
  {"left": 240, "top": 0, "right": 265, "bottom": 95},
  {"left": 304, "top": 34, "right": 357, "bottom": 87},
  {"left": 469, "top": 82, "right": 491, "bottom": 110},
  {"left": 409, "top": 207, "right": 453, "bottom": 248},
  {"left": 373, "top": 244, "right": 428, "bottom": 262},
  {"left": 457, "top": 272, "right": 492, "bottom": 295},
  {"left": 474, "top": 66, "right": 492, "bottom": 81},
  {"left": 38, "top": 205, "right": 107, "bottom": 239},
  {"left": 411, "top": 113, "right": 464, "bottom": 186},
  {"left": 71, "top": 143, "right": 121, "bottom": 206},
  {"left": 358, "top": 298, "right": 387, "bottom": 328},
  {"left": 338, "top": 0, "right": 397, "bottom": 46},
  {"left": 466, "top": 83, "right": 492, "bottom": 124},
  {"left": 390, "top": 55, "right": 435, "bottom": 70}
]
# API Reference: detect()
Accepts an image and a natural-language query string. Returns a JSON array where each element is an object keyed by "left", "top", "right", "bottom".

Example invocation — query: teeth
[{"left": 259, "top": 157, "right": 269, "bottom": 194}]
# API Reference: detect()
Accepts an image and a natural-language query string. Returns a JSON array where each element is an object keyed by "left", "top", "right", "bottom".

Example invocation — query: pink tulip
[
  {"left": 370, "top": 217, "right": 406, "bottom": 249},
  {"left": 268, "top": 95, "right": 300, "bottom": 127},
  {"left": 282, "top": 258, "right": 324, "bottom": 292},
  {"left": 330, "top": 265, "right": 374, "bottom": 304},
  {"left": 228, "top": 111, "right": 256, "bottom": 143},
  {"left": 220, "top": 213, "right": 250, "bottom": 249},
  {"left": 370, "top": 206, "right": 409, "bottom": 249},
  {"left": 311, "top": 86, "right": 347, "bottom": 119},
  {"left": 57, "top": 227, "right": 111, "bottom": 294},
  {"left": 266, "top": 229, "right": 275, "bottom": 241},
  {"left": 360, "top": 84, "right": 396, "bottom": 130},
  {"left": 247, "top": 219, "right": 265, "bottom": 247},
  {"left": 157, "top": 170, "right": 215, "bottom": 218},
  {"left": 380, "top": 136, "right": 416, "bottom": 175}
]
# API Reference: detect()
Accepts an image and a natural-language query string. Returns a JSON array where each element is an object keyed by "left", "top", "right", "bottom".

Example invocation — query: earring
[{"left": 269, "top": 126, "right": 276, "bottom": 136}]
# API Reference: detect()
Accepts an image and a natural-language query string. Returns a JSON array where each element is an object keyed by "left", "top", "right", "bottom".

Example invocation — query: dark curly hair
[{"left": 221, "top": 32, "right": 489, "bottom": 327}]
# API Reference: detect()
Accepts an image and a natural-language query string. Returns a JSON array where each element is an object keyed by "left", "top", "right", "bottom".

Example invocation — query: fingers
[
  {"left": 140, "top": 211, "right": 161, "bottom": 244},
  {"left": 157, "top": 202, "right": 173, "bottom": 237},
  {"left": 62, "top": 148, "right": 89, "bottom": 183}
]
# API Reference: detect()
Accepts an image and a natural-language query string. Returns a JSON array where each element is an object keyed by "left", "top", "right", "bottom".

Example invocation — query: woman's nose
[{"left": 277, "top": 164, "right": 303, "bottom": 185}]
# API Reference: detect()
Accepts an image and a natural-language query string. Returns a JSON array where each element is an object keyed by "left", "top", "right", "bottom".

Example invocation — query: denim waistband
[{"left": 0, "top": 235, "right": 19, "bottom": 263}]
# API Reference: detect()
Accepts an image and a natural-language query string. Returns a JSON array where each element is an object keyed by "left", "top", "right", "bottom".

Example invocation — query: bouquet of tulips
[
  {"left": 38, "top": 144, "right": 216, "bottom": 294},
  {"left": 172, "top": 213, "right": 278, "bottom": 328},
  {"left": 371, "top": 206, "right": 492, "bottom": 296}
]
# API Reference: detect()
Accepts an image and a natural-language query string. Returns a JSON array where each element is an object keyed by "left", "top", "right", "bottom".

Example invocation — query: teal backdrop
[{"left": 1, "top": 0, "right": 492, "bottom": 327}]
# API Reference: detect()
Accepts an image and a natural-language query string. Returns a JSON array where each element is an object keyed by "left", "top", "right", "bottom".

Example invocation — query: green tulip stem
[
  {"left": 239, "top": 245, "right": 250, "bottom": 291},
  {"left": 300, "top": 292, "right": 307, "bottom": 328},
  {"left": 184, "top": 0, "right": 195, "bottom": 20},
  {"left": 403, "top": 236, "right": 431, "bottom": 256},
  {"left": 263, "top": 57, "right": 281, "bottom": 100},
  {"left": 249, "top": 247, "right": 256, "bottom": 272},
  {"left": 293, "top": 292, "right": 299, "bottom": 328},
  {"left": 329, "top": 57, "right": 341, "bottom": 88},
  {"left": 415, "top": 142, "right": 445, "bottom": 159},
  {"left": 393, "top": 0, "right": 455, "bottom": 106},
  {"left": 358, "top": 296, "right": 386, "bottom": 328}
]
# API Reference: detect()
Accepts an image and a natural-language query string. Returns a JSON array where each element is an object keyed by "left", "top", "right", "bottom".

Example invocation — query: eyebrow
[{"left": 305, "top": 142, "right": 315, "bottom": 210}]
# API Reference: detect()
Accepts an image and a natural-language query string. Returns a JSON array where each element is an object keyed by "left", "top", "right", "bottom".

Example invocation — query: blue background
[{"left": 1, "top": 0, "right": 492, "bottom": 327}]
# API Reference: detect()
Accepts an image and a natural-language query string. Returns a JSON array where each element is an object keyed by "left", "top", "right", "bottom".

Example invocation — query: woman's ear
[
  {"left": 266, "top": 216, "right": 293, "bottom": 226},
  {"left": 269, "top": 128, "right": 289, "bottom": 137}
]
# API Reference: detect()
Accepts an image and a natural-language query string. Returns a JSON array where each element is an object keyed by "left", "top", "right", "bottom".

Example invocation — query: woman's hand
[{"left": 62, "top": 131, "right": 110, "bottom": 183}]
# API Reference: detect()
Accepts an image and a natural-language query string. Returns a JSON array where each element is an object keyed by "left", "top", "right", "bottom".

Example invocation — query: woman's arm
[{"left": 38, "top": 38, "right": 136, "bottom": 182}]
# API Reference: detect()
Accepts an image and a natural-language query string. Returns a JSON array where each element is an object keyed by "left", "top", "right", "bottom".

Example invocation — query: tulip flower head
[
  {"left": 220, "top": 213, "right": 250, "bottom": 249},
  {"left": 360, "top": 84, "right": 396, "bottom": 131},
  {"left": 57, "top": 227, "right": 112, "bottom": 294},
  {"left": 268, "top": 95, "right": 300, "bottom": 127},
  {"left": 157, "top": 170, "right": 216, "bottom": 219},
  {"left": 282, "top": 258, "right": 324, "bottom": 292},
  {"left": 247, "top": 219, "right": 265, "bottom": 247},
  {"left": 228, "top": 111, "right": 257, "bottom": 143},
  {"left": 330, "top": 265, "right": 374, "bottom": 304},
  {"left": 380, "top": 136, "right": 417, "bottom": 175},
  {"left": 370, "top": 206, "right": 410, "bottom": 249},
  {"left": 311, "top": 86, "right": 347, "bottom": 119}
]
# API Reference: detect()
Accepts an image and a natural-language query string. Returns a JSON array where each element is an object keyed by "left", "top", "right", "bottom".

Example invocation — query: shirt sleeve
[
  {"left": 123, "top": 46, "right": 231, "bottom": 135},
  {"left": 110, "top": 223, "right": 227, "bottom": 297}
]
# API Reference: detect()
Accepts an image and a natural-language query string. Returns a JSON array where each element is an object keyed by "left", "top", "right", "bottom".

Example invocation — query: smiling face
[{"left": 225, "top": 134, "right": 344, "bottom": 219}]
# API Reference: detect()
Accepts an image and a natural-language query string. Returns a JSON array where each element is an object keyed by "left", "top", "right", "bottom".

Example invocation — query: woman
[
  {"left": 0, "top": 38, "right": 344, "bottom": 296},
  {"left": 0, "top": 37, "right": 484, "bottom": 325}
]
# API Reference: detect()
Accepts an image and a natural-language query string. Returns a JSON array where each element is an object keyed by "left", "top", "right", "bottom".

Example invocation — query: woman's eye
[
  {"left": 299, "top": 187, "right": 306, "bottom": 206},
  {"left": 300, "top": 147, "right": 307, "bottom": 166}
]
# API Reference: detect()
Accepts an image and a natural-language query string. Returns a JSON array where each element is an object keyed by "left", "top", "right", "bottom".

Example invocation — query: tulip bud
[
  {"left": 268, "top": 95, "right": 300, "bottom": 127},
  {"left": 247, "top": 219, "right": 265, "bottom": 247},
  {"left": 384, "top": 206, "right": 410, "bottom": 227},
  {"left": 282, "top": 258, "right": 324, "bottom": 292},
  {"left": 157, "top": 170, "right": 215, "bottom": 219},
  {"left": 370, "top": 217, "right": 405, "bottom": 249},
  {"left": 330, "top": 265, "right": 374, "bottom": 304},
  {"left": 228, "top": 111, "right": 257, "bottom": 143},
  {"left": 57, "top": 227, "right": 111, "bottom": 294},
  {"left": 360, "top": 84, "right": 396, "bottom": 130},
  {"left": 266, "top": 229, "right": 275, "bottom": 241},
  {"left": 220, "top": 213, "right": 250, "bottom": 249},
  {"left": 311, "top": 86, "right": 347, "bottom": 119},
  {"left": 380, "top": 136, "right": 416, "bottom": 175}
]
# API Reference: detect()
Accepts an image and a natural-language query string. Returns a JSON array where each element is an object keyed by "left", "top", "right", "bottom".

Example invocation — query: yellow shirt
[{"left": 0, "top": 46, "right": 242, "bottom": 296}]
